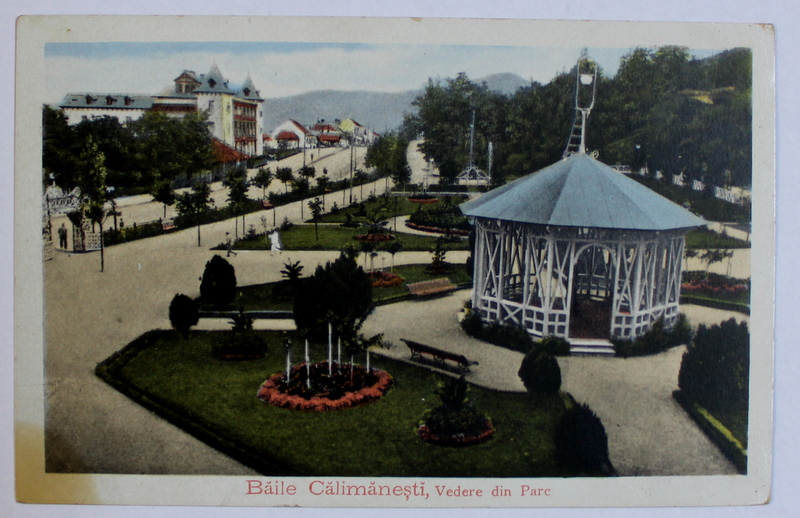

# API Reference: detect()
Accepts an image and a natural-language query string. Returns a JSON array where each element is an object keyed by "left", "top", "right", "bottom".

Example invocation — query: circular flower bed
[
  {"left": 408, "top": 196, "right": 439, "bottom": 205},
  {"left": 353, "top": 234, "right": 395, "bottom": 242},
  {"left": 257, "top": 362, "right": 392, "bottom": 412},
  {"left": 367, "top": 270, "right": 405, "bottom": 287},
  {"left": 405, "top": 221, "right": 470, "bottom": 237},
  {"left": 418, "top": 419, "right": 495, "bottom": 447}
]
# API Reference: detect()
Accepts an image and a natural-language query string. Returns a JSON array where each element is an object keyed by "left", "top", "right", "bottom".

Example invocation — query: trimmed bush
[
  {"left": 535, "top": 336, "right": 571, "bottom": 356},
  {"left": 518, "top": 352, "right": 562, "bottom": 395},
  {"left": 168, "top": 294, "right": 199, "bottom": 336},
  {"left": 460, "top": 311, "right": 534, "bottom": 353},
  {"left": 200, "top": 255, "right": 237, "bottom": 308},
  {"left": 678, "top": 318, "right": 749, "bottom": 412},
  {"left": 555, "top": 403, "right": 614, "bottom": 475},
  {"left": 613, "top": 314, "right": 692, "bottom": 358}
]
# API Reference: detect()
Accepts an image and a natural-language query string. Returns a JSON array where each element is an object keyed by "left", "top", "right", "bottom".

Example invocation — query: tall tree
[
  {"left": 176, "top": 181, "right": 212, "bottom": 247},
  {"left": 77, "top": 136, "right": 109, "bottom": 272}
]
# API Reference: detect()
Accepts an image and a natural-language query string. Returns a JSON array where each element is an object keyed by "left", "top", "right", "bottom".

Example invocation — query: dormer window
[
  {"left": 243, "top": 88, "right": 250, "bottom": 97},
  {"left": 208, "top": 78, "right": 217, "bottom": 88},
  {"left": 124, "top": 96, "right": 133, "bottom": 106},
  {"left": 85, "top": 95, "right": 96, "bottom": 105},
  {"left": 105, "top": 96, "right": 117, "bottom": 106}
]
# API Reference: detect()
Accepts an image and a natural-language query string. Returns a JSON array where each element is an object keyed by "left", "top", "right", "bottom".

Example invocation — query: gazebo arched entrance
[{"left": 569, "top": 244, "right": 614, "bottom": 339}]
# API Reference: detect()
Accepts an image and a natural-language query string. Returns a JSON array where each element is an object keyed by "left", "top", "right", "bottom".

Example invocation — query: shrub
[
  {"left": 555, "top": 403, "right": 614, "bottom": 475},
  {"left": 168, "top": 294, "right": 199, "bottom": 335},
  {"left": 200, "top": 255, "right": 237, "bottom": 308},
  {"left": 459, "top": 311, "right": 534, "bottom": 353},
  {"left": 518, "top": 352, "right": 562, "bottom": 394},
  {"left": 678, "top": 318, "right": 749, "bottom": 412},
  {"left": 613, "top": 314, "right": 692, "bottom": 358},
  {"left": 535, "top": 336, "right": 572, "bottom": 356},
  {"left": 421, "top": 376, "right": 492, "bottom": 440}
]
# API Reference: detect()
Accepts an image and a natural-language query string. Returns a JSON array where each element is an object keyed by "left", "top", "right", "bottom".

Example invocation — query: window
[
  {"left": 208, "top": 78, "right": 216, "bottom": 88},
  {"left": 243, "top": 88, "right": 250, "bottom": 97}
]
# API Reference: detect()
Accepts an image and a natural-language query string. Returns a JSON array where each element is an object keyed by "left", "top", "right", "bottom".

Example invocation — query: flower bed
[
  {"left": 405, "top": 221, "right": 469, "bottom": 237},
  {"left": 367, "top": 270, "right": 405, "bottom": 288},
  {"left": 418, "top": 419, "right": 495, "bottom": 447},
  {"left": 353, "top": 234, "right": 396, "bottom": 243},
  {"left": 257, "top": 363, "right": 393, "bottom": 412},
  {"left": 408, "top": 196, "right": 439, "bottom": 205},
  {"left": 681, "top": 279, "right": 749, "bottom": 301}
]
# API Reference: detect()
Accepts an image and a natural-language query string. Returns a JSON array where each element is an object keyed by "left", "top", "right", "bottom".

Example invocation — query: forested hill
[{"left": 404, "top": 47, "right": 752, "bottom": 189}]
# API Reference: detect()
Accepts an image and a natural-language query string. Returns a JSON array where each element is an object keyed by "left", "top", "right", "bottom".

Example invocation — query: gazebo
[{"left": 461, "top": 153, "right": 705, "bottom": 351}]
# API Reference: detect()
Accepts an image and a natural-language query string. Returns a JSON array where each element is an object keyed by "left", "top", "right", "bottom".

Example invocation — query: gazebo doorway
[{"left": 569, "top": 245, "right": 614, "bottom": 339}]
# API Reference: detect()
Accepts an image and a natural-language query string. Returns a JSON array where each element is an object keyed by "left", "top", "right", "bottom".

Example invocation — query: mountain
[
  {"left": 262, "top": 89, "right": 420, "bottom": 135},
  {"left": 478, "top": 73, "right": 531, "bottom": 95}
]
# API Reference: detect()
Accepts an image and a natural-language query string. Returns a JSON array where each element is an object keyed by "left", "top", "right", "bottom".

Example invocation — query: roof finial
[{"left": 563, "top": 54, "right": 598, "bottom": 158}]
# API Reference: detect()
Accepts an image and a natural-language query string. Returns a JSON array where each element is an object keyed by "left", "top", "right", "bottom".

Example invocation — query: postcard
[{"left": 14, "top": 15, "right": 775, "bottom": 508}]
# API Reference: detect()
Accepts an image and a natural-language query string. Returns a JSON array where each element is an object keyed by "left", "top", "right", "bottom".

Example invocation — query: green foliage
[
  {"left": 252, "top": 167, "right": 273, "bottom": 199},
  {"left": 460, "top": 311, "right": 534, "bottom": 353},
  {"left": 613, "top": 314, "right": 693, "bottom": 358},
  {"left": 276, "top": 167, "right": 294, "bottom": 193},
  {"left": 200, "top": 255, "right": 237, "bottom": 308},
  {"left": 293, "top": 253, "right": 373, "bottom": 341},
  {"left": 435, "top": 375, "right": 470, "bottom": 412},
  {"left": 534, "top": 336, "right": 572, "bottom": 356},
  {"left": 518, "top": 351, "right": 562, "bottom": 395},
  {"left": 403, "top": 48, "right": 752, "bottom": 192},
  {"left": 408, "top": 204, "right": 472, "bottom": 232},
  {"left": 554, "top": 403, "right": 613, "bottom": 475},
  {"left": 365, "top": 133, "right": 411, "bottom": 185},
  {"left": 168, "top": 294, "right": 199, "bottom": 335},
  {"left": 678, "top": 318, "right": 749, "bottom": 412},
  {"left": 280, "top": 260, "right": 304, "bottom": 282}
]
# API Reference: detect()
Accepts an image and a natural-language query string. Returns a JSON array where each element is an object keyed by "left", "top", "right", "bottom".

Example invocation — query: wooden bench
[
  {"left": 401, "top": 338, "right": 478, "bottom": 373},
  {"left": 406, "top": 278, "right": 456, "bottom": 298},
  {"left": 161, "top": 220, "right": 176, "bottom": 232}
]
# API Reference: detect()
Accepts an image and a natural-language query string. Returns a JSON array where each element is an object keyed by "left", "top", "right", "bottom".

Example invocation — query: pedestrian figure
[
  {"left": 225, "top": 232, "right": 237, "bottom": 257},
  {"left": 270, "top": 229, "right": 283, "bottom": 254},
  {"left": 57, "top": 223, "right": 68, "bottom": 249}
]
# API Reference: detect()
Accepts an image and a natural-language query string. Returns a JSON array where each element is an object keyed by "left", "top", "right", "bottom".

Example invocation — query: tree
[
  {"left": 308, "top": 197, "right": 324, "bottom": 241},
  {"left": 176, "top": 181, "right": 211, "bottom": 246},
  {"left": 77, "top": 136, "right": 109, "bottom": 272},
  {"left": 151, "top": 179, "right": 176, "bottom": 220},
  {"left": 253, "top": 167, "right": 273, "bottom": 200},
  {"left": 276, "top": 167, "right": 294, "bottom": 193},
  {"left": 42, "top": 105, "right": 79, "bottom": 188},
  {"left": 293, "top": 252, "right": 373, "bottom": 342},
  {"left": 169, "top": 294, "right": 199, "bottom": 336},
  {"left": 292, "top": 177, "right": 310, "bottom": 218},
  {"left": 224, "top": 169, "right": 250, "bottom": 238},
  {"left": 200, "top": 255, "right": 237, "bottom": 308},
  {"left": 384, "top": 239, "right": 404, "bottom": 272}
]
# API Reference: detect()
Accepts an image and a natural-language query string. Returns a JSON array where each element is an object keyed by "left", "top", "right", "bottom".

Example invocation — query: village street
[{"left": 41, "top": 142, "right": 745, "bottom": 476}]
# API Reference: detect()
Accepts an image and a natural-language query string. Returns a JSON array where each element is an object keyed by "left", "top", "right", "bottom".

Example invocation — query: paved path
[
  {"left": 42, "top": 150, "right": 742, "bottom": 476},
  {"left": 362, "top": 292, "right": 740, "bottom": 476}
]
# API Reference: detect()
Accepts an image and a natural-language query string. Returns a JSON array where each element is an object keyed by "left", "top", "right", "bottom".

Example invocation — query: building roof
[
  {"left": 194, "top": 64, "right": 236, "bottom": 95},
  {"left": 212, "top": 138, "right": 249, "bottom": 163},
  {"left": 60, "top": 93, "right": 154, "bottom": 110},
  {"left": 461, "top": 154, "right": 705, "bottom": 231},
  {"left": 236, "top": 75, "right": 263, "bottom": 101},
  {"left": 276, "top": 131, "right": 300, "bottom": 141}
]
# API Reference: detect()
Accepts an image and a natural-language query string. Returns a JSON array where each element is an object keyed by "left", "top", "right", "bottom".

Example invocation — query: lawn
[
  {"left": 232, "top": 224, "right": 470, "bottom": 252},
  {"left": 219, "top": 263, "right": 473, "bottom": 312},
  {"left": 317, "top": 196, "right": 423, "bottom": 223},
  {"left": 685, "top": 228, "right": 750, "bottom": 249},
  {"left": 96, "top": 329, "right": 575, "bottom": 477}
]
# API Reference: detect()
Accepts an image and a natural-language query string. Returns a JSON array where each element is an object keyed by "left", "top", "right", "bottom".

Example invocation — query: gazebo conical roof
[{"left": 461, "top": 154, "right": 705, "bottom": 231}]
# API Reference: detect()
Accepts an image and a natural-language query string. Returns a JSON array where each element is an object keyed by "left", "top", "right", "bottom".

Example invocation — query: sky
[{"left": 44, "top": 41, "right": 722, "bottom": 105}]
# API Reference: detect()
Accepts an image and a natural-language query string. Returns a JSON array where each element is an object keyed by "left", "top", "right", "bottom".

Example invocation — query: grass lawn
[
  {"left": 317, "top": 196, "right": 423, "bottom": 223},
  {"left": 96, "top": 330, "right": 576, "bottom": 477},
  {"left": 711, "top": 406, "right": 748, "bottom": 449},
  {"left": 219, "top": 264, "right": 472, "bottom": 312},
  {"left": 685, "top": 228, "right": 750, "bottom": 249},
  {"left": 233, "top": 224, "right": 469, "bottom": 252}
]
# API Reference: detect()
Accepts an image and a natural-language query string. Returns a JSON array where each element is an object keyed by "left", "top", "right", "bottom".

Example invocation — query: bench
[
  {"left": 406, "top": 278, "right": 456, "bottom": 298},
  {"left": 161, "top": 220, "right": 176, "bottom": 232},
  {"left": 401, "top": 338, "right": 478, "bottom": 373},
  {"left": 261, "top": 200, "right": 273, "bottom": 209}
]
